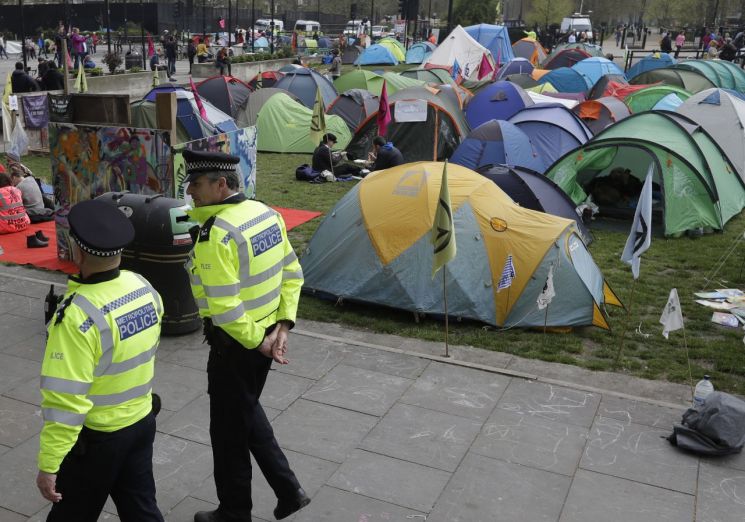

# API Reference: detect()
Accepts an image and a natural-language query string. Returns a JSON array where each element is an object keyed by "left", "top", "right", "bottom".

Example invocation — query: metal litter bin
[
  {"left": 96, "top": 192, "right": 200, "bottom": 335},
  {"left": 125, "top": 53, "right": 142, "bottom": 70}
]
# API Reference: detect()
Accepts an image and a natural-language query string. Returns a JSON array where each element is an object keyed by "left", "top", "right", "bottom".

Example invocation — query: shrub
[
  {"left": 130, "top": 66, "right": 142, "bottom": 73},
  {"left": 102, "top": 51, "right": 123, "bottom": 74},
  {"left": 89, "top": 67, "right": 103, "bottom": 76}
]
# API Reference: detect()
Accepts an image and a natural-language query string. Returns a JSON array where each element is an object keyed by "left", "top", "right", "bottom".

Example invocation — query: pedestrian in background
[
  {"left": 674, "top": 31, "right": 685, "bottom": 58},
  {"left": 183, "top": 150, "right": 310, "bottom": 522}
]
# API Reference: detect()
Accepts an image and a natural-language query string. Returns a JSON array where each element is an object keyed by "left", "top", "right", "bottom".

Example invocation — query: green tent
[
  {"left": 381, "top": 72, "right": 426, "bottom": 92},
  {"left": 256, "top": 93, "right": 351, "bottom": 153},
  {"left": 378, "top": 37, "right": 406, "bottom": 61},
  {"left": 629, "top": 67, "right": 716, "bottom": 93},
  {"left": 333, "top": 70, "right": 385, "bottom": 96},
  {"left": 623, "top": 85, "right": 691, "bottom": 113},
  {"left": 545, "top": 111, "right": 745, "bottom": 236},
  {"left": 710, "top": 59, "right": 745, "bottom": 92},
  {"left": 400, "top": 68, "right": 456, "bottom": 85},
  {"left": 671, "top": 61, "right": 734, "bottom": 89}
]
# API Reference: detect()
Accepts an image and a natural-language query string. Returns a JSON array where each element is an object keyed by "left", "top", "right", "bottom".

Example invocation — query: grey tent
[
  {"left": 572, "top": 96, "right": 631, "bottom": 135},
  {"left": 275, "top": 67, "right": 338, "bottom": 108},
  {"left": 478, "top": 164, "right": 591, "bottom": 244},
  {"left": 236, "top": 88, "right": 301, "bottom": 127},
  {"left": 342, "top": 45, "right": 364, "bottom": 64},
  {"left": 327, "top": 89, "right": 379, "bottom": 132}
]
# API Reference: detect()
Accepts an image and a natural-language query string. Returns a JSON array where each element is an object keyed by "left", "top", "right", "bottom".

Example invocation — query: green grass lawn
[{"left": 8, "top": 151, "right": 745, "bottom": 394}]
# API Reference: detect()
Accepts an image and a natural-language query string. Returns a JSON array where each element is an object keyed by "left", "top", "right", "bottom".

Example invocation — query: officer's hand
[
  {"left": 36, "top": 470, "right": 62, "bottom": 502},
  {"left": 271, "top": 325, "right": 290, "bottom": 365}
]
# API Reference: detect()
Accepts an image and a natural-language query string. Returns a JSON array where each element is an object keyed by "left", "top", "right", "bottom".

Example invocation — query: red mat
[{"left": 0, "top": 207, "right": 322, "bottom": 275}]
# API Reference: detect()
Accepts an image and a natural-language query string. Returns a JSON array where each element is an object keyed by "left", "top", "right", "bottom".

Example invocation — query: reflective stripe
[
  {"left": 89, "top": 379, "right": 153, "bottom": 406},
  {"left": 212, "top": 303, "right": 246, "bottom": 325},
  {"left": 244, "top": 286, "right": 281, "bottom": 310},
  {"left": 43, "top": 407, "right": 86, "bottom": 426},
  {"left": 283, "top": 251, "right": 298, "bottom": 266},
  {"left": 214, "top": 217, "right": 252, "bottom": 289},
  {"left": 40, "top": 376, "right": 91, "bottom": 395},
  {"left": 103, "top": 344, "right": 157, "bottom": 376},
  {"left": 131, "top": 273, "right": 163, "bottom": 317},
  {"left": 203, "top": 282, "right": 240, "bottom": 297},
  {"left": 72, "top": 294, "right": 115, "bottom": 377},
  {"left": 80, "top": 286, "right": 152, "bottom": 332},
  {"left": 196, "top": 298, "right": 209, "bottom": 309},
  {"left": 283, "top": 269, "right": 304, "bottom": 280},
  {"left": 245, "top": 258, "right": 283, "bottom": 287},
  {"left": 218, "top": 210, "right": 276, "bottom": 245}
]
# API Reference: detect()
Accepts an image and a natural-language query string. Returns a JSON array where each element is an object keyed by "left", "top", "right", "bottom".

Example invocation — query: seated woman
[
  {"left": 0, "top": 169, "right": 31, "bottom": 234},
  {"left": 83, "top": 54, "right": 96, "bottom": 69},
  {"left": 197, "top": 38, "right": 210, "bottom": 63},
  {"left": 8, "top": 156, "right": 53, "bottom": 223}
]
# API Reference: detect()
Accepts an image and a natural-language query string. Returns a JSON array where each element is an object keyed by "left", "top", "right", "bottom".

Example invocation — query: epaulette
[
  {"left": 198, "top": 216, "right": 216, "bottom": 243},
  {"left": 54, "top": 293, "right": 76, "bottom": 326}
]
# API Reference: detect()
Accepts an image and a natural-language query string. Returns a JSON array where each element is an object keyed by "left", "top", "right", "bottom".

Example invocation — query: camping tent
[
  {"left": 572, "top": 96, "right": 631, "bottom": 134},
  {"left": 677, "top": 88, "right": 745, "bottom": 184},
  {"left": 400, "top": 67, "right": 456, "bottom": 85},
  {"left": 464, "top": 24, "right": 515, "bottom": 64},
  {"left": 342, "top": 45, "right": 364, "bottom": 64},
  {"left": 673, "top": 61, "right": 736, "bottom": 90},
  {"left": 346, "top": 88, "right": 469, "bottom": 162},
  {"left": 327, "top": 89, "right": 379, "bottom": 132},
  {"left": 572, "top": 57, "right": 625, "bottom": 88},
  {"left": 478, "top": 164, "right": 591, "bottom": 243},
  {"left": 256, "top": 92, "right": 351, "bottom": 153},
  {"left": 512, "top": 38, "right": 548, "bottom": 65},
  {"left": 708, "top": 59, "right": 745, "bottom": 92},
  {"left": 503, "top": 73, "right": 540, "bottom": 88},
  {"left": 378, "top": 37, "right": 407, "bottom": 62},
  {"left": 405, "top": 41, "right": 437, "bottom": 64},
  {"left": 526, "top": 91, "right": 578, "bottom": 109},
  {"left": 544, "top": 111, "right": 745, "bottom": 236},
  {"left": 334, "top": 70, "right": 385, "bottom": 96},
  {"left": 236, "top": 87, "right": 301, "bottom": 127},
  {"left": 423, "top": 25, "right": 496, "bottom": 81},
  {"left": 626, "top": 52, "right": 676, "bottom": 80},
  {"left": 542, "top": 48, "right": 592, "bottom": 70},
  {"left": 247, "top": 71, "right": 285, "bottom": 89},
  {"left": 381, "top": 72, "right": 427, "bottom": 92},
  {"left": 301, "top": 162, "right": 620, "bottom": 329},
  {"left": 195, "top": 75, "right": 253, "bottom": 119},
  {"left": 435, "top": 83, "right": 474, "bottom": 108},
  {"left": 586, "top": 74, "right": 628, "bottom": 99},
  {"left": 495, "top": 58, "right": 534, "bottom": 79},
  {"left": 134, "top": 86, "right": 238, "bottom": 143},
  {"left": 623, "top": 85, "right": 691, "bottom": 113},
  {"left": 629, "top": 67, "right": 716, "bottom": 93},
  {"left": 552, "top": 42, "right": 604, "bottom": 57},
  {"left": 355, "top": 44, "right": 399, "bottom": 65},
  {"left": 538, "top": 67, "right": 592, "bottom": 93},
  {"left": 450, "top": 119, "right": 544, "bottom": 172},
  {"left": 652, "top": 93, "right": 685, "bottom": 111},
  {"left": 508, "top": 103, "right": 592, "bottom": 169},
  {"left": 274, "top": 67, "right": 337, "bottom": 108},
  {"left": 464, "top": 80, "right": 534, "bottom": 129}
]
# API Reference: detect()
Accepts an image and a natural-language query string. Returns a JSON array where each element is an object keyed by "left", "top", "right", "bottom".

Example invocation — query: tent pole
[
  {"left": 614, "top": 277, "right": 637, "bottom": 367},
  {"left": 443, "top": 268, "right": 450, "bottom": 358}
]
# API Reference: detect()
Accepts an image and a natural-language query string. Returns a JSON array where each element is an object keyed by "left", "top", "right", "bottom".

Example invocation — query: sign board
[{"left": 394, "top": 99, "right": 427, "bottom": 122}]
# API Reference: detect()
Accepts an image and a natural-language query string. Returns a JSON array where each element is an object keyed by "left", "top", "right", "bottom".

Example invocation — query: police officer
[
  {"left": 183, "top": 150, "right": 309, "bottom": 522},
  {"left": 36, "top": 199, "right": 165, "bottom": 522}
]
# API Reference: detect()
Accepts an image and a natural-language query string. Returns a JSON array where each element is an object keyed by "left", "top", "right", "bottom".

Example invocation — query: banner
[
  {"left": 174, "top": 126, "right": 258, "bottom": 203},
  {"left": 48, "top": 94, "right": 74, "bottom": 123},
  {"left": 394, "top": 99, "right": 427, "bottom": 122},
  {"left": 50, "top": 124, "right": 173, "bottom": 260},
  {"left": 21, "top": 94, "right": 50, "bottom": 129}
]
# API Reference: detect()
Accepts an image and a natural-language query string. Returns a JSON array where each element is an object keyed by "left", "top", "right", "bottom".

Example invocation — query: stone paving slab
[
  {"left": 597, "top": 394, "right": 685, "bottom": 429},
  {"left": 0, "top": 506, "right": 26, "bottom": 522},
  {"left": 338, "top": 343, "right": 431, "bottom": 379},
  {"left": 293, "top": 485, "right": 428, "bottom": 522},
  {"left": 559, "top": 469, "right": 694, "bottom": 522},
  {"left": 0, "top": 355, "right": 40, "bottom": 396},
  {"left": 0, "top": 436, "right": 49, "bottom": 517},
  {"left": 580, "top": 416, "right": 699, "bottom": 494},
  {"left": 696, "top": 461, "right": 745, "bottom": 522},
  {"left": 273, "top": 336, "right": 347, "bottom": 380},
  {"left": 0, "top": 397, "right": 42, "bottom": 448}
]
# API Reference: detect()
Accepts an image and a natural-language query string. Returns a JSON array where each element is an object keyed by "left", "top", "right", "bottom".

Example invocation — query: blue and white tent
[
  {"left": 539, "top": 67, "right": 593, "bottom": 93},
  {"left": 496, "top": 58, "right": 534, "bottom": 80},
  {"left": 450, "top": 119, "right": 544, "bottom": 172},
  {"left": 464, "top": 24, "right": 514, "bottom": 65},
  {"left": 626, "top": 52, "right": 676, "bottom": 80},
  {"left": 464, "top": 80, "right": 534, "bottom": 129},
  {"left": 572, "top": 57, "right": 625, "bottom": 88},
  {"left": 355, "top": 44, "right": 399, "bottom": 65},
  {"left": 405, "top": 41, "right": 436, "bottom": 64}
]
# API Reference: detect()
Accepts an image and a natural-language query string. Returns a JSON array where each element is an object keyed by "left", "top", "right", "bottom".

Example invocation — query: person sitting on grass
[
  {"left": 367, "top": 136, "right": 404, "bottom": 172},
  {"left": 7, "top": 153, "right": 53, "bottom": 223},
  {"left": 0, "top": 169, "right": 30, "bottom": 234},
  {"left": 311, "top": 133, "right": 368, "bottom": 180}
]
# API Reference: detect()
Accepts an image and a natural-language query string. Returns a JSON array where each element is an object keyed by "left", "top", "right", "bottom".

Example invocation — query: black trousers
[
  {"left": 207, "top": 326, "right": 300, "bottom": 521},
  {"left": 48, "top": 413, "right": 163, "bottom": 522}
]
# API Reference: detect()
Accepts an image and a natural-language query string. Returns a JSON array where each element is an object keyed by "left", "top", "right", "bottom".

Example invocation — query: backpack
[
  {"left": 668, "top": 392, "right": 745, "bottom": 456},
  {"left": 295, "top": 164, "right": 320, "bottom": 182}
]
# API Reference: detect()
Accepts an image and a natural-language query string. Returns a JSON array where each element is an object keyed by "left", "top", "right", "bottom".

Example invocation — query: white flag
[
  {"left": 660, "top": 288, "right": 684, "bottom": 339},
  {"left": 537, "top": 265, "right": 555, "bottom": 310},
  {"left": 621, "top": 164, "right": 654, "bottom": 279}
]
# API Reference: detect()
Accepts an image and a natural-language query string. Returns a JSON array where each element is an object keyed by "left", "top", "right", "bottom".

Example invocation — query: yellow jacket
[
  {"left": 186, "top": 193, "right": 303, "bottom": 348},
  {"left": 38, "top": 269, "right": 163, "bottom": 473}
]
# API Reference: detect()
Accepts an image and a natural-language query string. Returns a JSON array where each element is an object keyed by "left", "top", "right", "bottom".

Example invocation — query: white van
[
  {"left": 344, "top": 20, "right": 370, "bottom": 36},
  {"left": 561, "top": 14, "right": 593, "bottom": 39},
  {"left": 255, "top": 19, "right": 284, "bottom": 32},
  {"left": 294, "top": 20, "right": 320, "bottom": 35}
]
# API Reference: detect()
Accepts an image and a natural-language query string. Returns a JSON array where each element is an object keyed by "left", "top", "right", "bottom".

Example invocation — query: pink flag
[
  {"left": 477, "top": 53, "right": 494, "bottom": 80},
  {"left": 377, "top": 80, "right": 391, "bottom": 137},
  {"left": 147, "top": 35, "right": 155, "bottom": 57},
  {"left": 190, "top": 77, "right": 209, "bottom": 120}
]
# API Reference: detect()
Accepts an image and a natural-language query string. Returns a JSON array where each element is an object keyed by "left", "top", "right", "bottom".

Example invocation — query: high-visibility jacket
[
  {"left": 38, "top": 269, "right": 163, "bottom": 473},
  {"left": 186, "top": 193, "right": 303, "bottom": 349}
]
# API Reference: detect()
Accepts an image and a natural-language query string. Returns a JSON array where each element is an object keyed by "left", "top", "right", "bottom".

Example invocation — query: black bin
[
  {"left": 96, "top": 192, "right": 200, "bottom": 335},
  {"left": 125, "top": 53, "right": 142, "bottom": 70}
]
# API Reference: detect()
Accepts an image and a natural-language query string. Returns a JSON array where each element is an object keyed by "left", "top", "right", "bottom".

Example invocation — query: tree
[
  {"left": 525, "top": 0, "right": 573, "bottom": 28},
  {"left": 452, "top": 0, "right": 498, "bottom": 27},
  {"left": 648, "top": 0, "right": 677, "bottom": 28}
]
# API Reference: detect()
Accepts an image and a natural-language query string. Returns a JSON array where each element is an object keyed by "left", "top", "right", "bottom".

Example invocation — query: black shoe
[
  {"left": 27, "top": 235, "right": 48, "bottom": 248},
  {"left": 194, "top": 509, "right": 226, "bottom": 522},
  {"left": 274, "top": 488, "right": 310, "bottom": 520},
  {"left": 35, "top": 230, "right": 49, "bottom": 243}
]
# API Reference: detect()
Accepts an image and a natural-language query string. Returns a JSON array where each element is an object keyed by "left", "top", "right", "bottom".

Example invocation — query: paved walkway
[{"left": 0, "top": 264, "right": 744, "bottom": 521}]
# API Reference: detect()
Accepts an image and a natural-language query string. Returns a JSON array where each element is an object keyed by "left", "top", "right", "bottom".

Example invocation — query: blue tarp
[
  {"left": 652, "top": 93, "right": 685, "bottom": 110},
  {"left": 464, "top": 80, "right": 533, "bottom": 129},
  {"left": 572, "top": 57, "right": 625, "bottom": 87},
  {"left": 450, "top": 119, "right": 544, "bottom": 172},
  {"left": 464, "top": 24, "right": 514, "bottom": 64},
  {"left": 539, "top": 67, "right": 593, "bottom": 93},
  {"left": 355, "top": 44, "right": 398, "bottom": 65},
  {"left": 405, "top": 41, "right": 436, "bottom": 64},
  {"left": 627, "top": 53, "right": 676, "bottom": 80}
]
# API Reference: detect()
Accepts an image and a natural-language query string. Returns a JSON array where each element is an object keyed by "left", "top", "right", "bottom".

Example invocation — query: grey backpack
[{"left": 668, "top": 392, "right": 745, "bottom": 456}]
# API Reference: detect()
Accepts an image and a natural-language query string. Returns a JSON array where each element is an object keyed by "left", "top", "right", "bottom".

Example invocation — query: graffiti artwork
[
  {"left": 50, "top": 123, "right": 172, "bottom": 260},
  {"left": 174, "top": 126, "right": 257, "bottom": 202}
]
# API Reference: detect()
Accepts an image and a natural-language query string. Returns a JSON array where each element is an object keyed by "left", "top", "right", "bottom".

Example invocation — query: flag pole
[
  {"left": 543, "top": 302, "right": 549, "bottom": 342},
  {"left": 614, "top": 277, "right": 638, "bottom": 367},
  {"left": 682, "top": 323, "right": 694, "bottom": 401},
  {"left": 443, "top": 268, "right": 450, "bottom": 358}
]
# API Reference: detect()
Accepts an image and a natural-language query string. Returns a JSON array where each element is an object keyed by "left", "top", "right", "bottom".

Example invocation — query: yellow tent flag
[
  {"left": 309, "top": 87, "right": 326, "bottom": 146},
  {"left": 75, "top": 62, "right": 88, "bottom": 93},
  {"left": 431, "top": 160, "right": 457, "bottom": 278},
  {"left": 152, "top": 69, "right": 160, "bottom": 87},
  {"left": 3, "top": 72, "right": 12, "bottom": 105}
]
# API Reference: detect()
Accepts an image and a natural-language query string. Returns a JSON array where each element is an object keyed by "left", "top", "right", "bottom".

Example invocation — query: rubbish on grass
[{"left": 711, "top": 312, "right": 740, "bottom": 328}]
